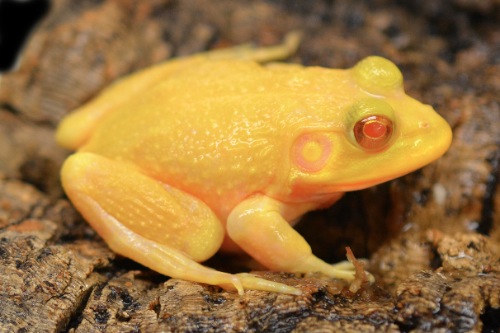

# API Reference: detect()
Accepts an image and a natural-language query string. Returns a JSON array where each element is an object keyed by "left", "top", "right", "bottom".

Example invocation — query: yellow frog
[{"left": 56, "top": 34, "right": 452, "bottom": 295}]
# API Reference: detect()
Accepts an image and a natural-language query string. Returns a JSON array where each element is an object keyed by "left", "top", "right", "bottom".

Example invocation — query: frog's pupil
[{"left": 363, "top": 120, "right": 386, "bottom": 138}]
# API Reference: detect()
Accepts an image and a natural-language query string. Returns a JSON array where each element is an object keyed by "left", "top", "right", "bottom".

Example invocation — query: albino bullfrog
[{"left": 56, "top": 34, "right": 452, "bottom": 295}]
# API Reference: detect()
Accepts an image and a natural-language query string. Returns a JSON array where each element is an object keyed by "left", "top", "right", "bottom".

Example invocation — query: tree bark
[{"left": 0, "top": 0, "right": 498, "bottom": 332}]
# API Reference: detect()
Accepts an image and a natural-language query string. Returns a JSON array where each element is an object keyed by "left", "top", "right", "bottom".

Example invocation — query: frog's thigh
[
  {"left": 227, "top": 196, "right": 356, "bottom": 281},
  {"left": 61, "top": 153, "right": 300, "bottom": 295},
  {"left": 62, "top": 152, "right": 226, "bottom": 262},
  {"left": 56, "top": 56, "right": 206, "bottom": 149},
  {"left": 61, "top": 153, "right": 226, "bottom": 275}
]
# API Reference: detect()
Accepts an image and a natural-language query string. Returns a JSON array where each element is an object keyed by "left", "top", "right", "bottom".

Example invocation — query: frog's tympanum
[{"left": 56, "top": 36, "right": 452, "bottom": 295}]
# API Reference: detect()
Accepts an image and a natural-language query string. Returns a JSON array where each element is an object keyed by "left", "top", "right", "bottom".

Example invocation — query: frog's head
[{"left": 288, "top": 56, "right": 452, "bottom": 194}]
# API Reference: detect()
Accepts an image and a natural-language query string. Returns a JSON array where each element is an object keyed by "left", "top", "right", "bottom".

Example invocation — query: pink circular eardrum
[{"left": 292, "top": 133, "right": 332, "bottom": 172}]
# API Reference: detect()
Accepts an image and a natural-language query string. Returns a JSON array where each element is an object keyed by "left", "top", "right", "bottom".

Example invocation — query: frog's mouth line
[
  {"left": 336, "top": 159, "right": 443, "bottom": 192},
  {"left": 333, "top": 171, "right": 410, "bottom": 192}
]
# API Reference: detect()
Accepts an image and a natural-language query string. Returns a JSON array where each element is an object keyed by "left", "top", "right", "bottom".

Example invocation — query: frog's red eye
[{"left": 353, "top": 115, "right": 393, "bottom": 151}]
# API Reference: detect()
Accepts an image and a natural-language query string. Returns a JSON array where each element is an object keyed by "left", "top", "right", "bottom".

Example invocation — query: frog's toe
[
  {"left": 364, "top": 271, "right": 375, "bottom": 283},
  {"left": 295, "top": 255, "right": 375, "bottom": 283},
  {"left": 331, "top": 260, "right": 356, "bottom": 271},
  {"left": 235, "top": 273, "right": 302, "bottom": 295},
  {"left": 325, "top": 266, "right": 357, "bottom": 281},
  {"left": 329, "top": 260, "right": 375, "bottom": 283}
]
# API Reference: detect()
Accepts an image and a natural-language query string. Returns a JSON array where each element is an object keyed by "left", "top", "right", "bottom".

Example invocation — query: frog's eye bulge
[
  {"left": 348, "top": 99, "right": 396, "bottom": 152},
  {"left": 292, "top": 132, "right": 333, "bottom": 172},
  {"left": 352, "top": 56, "right": 403, "bottom": 95}
]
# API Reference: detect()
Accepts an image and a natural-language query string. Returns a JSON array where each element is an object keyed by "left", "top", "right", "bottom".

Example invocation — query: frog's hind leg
[
  {"left": 55, "top": 53, "right": 208, "bottom": 150},
  {"left": 204, "top": 31, "right": 301, "bottom": 63},
  {"left": 61, "top": 152, "right": 300, "bottom": 295}
]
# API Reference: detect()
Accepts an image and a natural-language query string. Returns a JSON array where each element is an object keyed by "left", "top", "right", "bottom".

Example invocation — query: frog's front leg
[
  {"left": 227, "top": 196, "right": 362, "bottom": 281},
  {"left": 61, "top": 152, "right": 300, "bottom": 295}
]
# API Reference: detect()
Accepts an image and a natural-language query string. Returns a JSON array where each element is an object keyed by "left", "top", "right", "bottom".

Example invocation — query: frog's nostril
[{"left": 419, "top": 121, "right": 430, "bottom": 129}]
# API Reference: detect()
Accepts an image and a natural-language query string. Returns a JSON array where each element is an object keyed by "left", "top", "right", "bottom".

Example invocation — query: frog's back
[{"left": 81, "top": 61, "right": 321, "bottom": 216}]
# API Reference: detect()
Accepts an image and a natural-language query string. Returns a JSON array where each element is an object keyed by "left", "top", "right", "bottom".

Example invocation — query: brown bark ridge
[{"left": 0, "top": 0, "right": 498, "bottom": 332}]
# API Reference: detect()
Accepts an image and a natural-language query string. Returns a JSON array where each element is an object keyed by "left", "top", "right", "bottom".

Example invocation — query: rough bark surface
[{"left": 0, "top": 0, "right": 499, "bottom": 332}]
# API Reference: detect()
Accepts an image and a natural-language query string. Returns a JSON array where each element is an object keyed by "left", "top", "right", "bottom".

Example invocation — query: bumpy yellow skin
[{"left": 56, "top": 35, "right": 452, "bottom": 295}]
